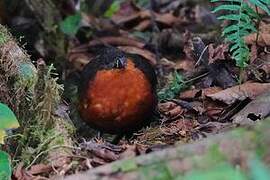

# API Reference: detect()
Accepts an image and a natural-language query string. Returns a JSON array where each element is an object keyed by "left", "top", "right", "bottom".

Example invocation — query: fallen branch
[{"left": 60, "top": 118, "right": 270, "bottom": 180}]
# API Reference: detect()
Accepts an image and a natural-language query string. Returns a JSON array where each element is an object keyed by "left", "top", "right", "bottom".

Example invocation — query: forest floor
[{"left": 1, "top": 0, "right": 270, "bottom": 179}]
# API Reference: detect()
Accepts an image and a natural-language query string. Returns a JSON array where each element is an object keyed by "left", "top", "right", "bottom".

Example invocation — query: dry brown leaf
[
  {"left": 180, "top": 89, "right": 201, "bottom": 99},
  {"left": 68, "top": 52, "right": 93, "bottom": 71},
  {"left": 159, "top": 102, "right": 185, "bottom": 119},
  {"left": 257, "top": 54, "right": 270, "bottom": 80},
  {"left": 113, "top": 8, "right": 178, "bottom": 27},
  {"left": 118, "top": 46, "right": 157, "bottom": 65},
  {"left": 164, "top": 119, "right": 197, "bottom": 137},
  {"left": 208, "top": 43, "right": 229, "bottom": 64},
  {"left": 155, "top": 13, "right": 178, "bottom": 26},
  {"left": 245, "top": 22, "right": 270, "bottom": 46},
  {"left": 180, "top": 87, "right": 222, "bottom": 100},
  {"left": 175, "top": 58, "right": 195, "bottom": 71},
  {"left": 112, "top": 12, "right": 140, "bottom": 25},
  {"left": 245, "top": 33, "right": 270, "bottom": 46},
  {"left": 133, "top": 19, "right": 151, "bottom": 31},
  {"left": 111, "top": 1, "right": 140, "bottom": 24},
  {"left": 206, "top": 82, "right": 270, "bottom": 105},
  {"left": 232, "top": 91, "right": 270, "bottom": 125},
  {"left": 88, "top": 36, "right": 145, "bottom": 49},
  {"left": 159, "top": 58, "right": 176, "bottom": 70},
  {"left": 250, "top": 44, "right": 258, "bottom": 63},
  {"left": 28, "top": 164, "right": 52, "bottom": 175},
  {"left": 205, "top": 100, "right": 225, "bottom": 120},
  {"left": 14, "top": 163, "right": 35, "bottom": 180}
]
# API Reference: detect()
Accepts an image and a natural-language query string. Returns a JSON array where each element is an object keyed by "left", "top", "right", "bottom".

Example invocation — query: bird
[{"left": 78, "top": 47, "right": 157, "bottom": 133}]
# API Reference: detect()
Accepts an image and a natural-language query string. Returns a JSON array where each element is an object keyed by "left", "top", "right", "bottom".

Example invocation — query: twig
[{"left": 26, "top": 145, "right": 81, "bottom": 170}]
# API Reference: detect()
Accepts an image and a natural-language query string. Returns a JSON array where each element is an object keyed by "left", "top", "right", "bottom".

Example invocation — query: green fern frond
[{"left": 211, "top": 0, "right": 270, "bottom": 68}]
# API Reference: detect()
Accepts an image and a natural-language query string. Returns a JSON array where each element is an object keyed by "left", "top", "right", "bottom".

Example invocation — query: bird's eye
[{"left": 114, "top": 56, "right": 127, "bottom": 69}]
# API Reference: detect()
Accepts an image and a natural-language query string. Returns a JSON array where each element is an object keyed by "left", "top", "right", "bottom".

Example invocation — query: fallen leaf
[
  {"left": 250, "top": 44, "right": 258, "bottom": 63},
  {"left": 163, "top": 119, "right": 197, "bottom": 137},
  {"left": 232, "top": 91, "right": 270, "bottom": 125},
  {"left": 258, "top": 54, "right": 270, "bottom": 80},
  {"left": 68, "top": 52, "right": 93, "bottom": 71},
  {"left": 208, "top": 43, "right": 229, "bottom": 64},
  {"left": 180, "top": 89, "right": 201, "bottom": 100},
  {"left": 180, "top": 87, "right": 222, "bottom": 100},
  {"left": 88, "top": 36, "right": 145, "bottom": 49},
  {"left": 112, "top": 1, "right": 140, "bottom": 24},
  {"left": 245, "top": 33, "right": 270, "bottom": 46},
  {"left": 206, "top": 82, "right": 270, "bottom": 105},
  {"left": 28, "top": 164, "right": 52, "bottom": 175},
  {"left": 159, "top": 102, "right": 185, "bottom": 119},
  {"left": 133, "top": 19, "right": 151, "bottom": 31},
  {"left": 204, "top": 100, "right": 225, "bottom": 120},
  {"left": 14, "top": 163, "right": 34, "bottom": 180},
  {"left": 175, "top": 58, "right": 195, "bottom": 71},
  {"left": 155, "top": 13, "right": 178, "bottom": 26},
  {"left": 245, "top": 22, "right": 270, "bottom": 46},
  {"left": 159, "top": 58, "right": 176, "bottom": 71}
]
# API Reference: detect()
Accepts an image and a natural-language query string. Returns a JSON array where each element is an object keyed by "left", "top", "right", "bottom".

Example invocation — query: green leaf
[
  {"left": 112, "top": 159, "right": 138, "bottom": 172},
  {"left": 104, "top": 1, "right": 120, "bottom": 18},
  {"left": 211, "top": 0, "right": 241, "bottom": 2},
  {"left": 0, "top": 151, "right": 11, "bottom": 180},
  {"left": 223, "top": 25, "right": 239, "bottom": 35},
  {"left": 242, "top": 3, "right": 260, "bottom": 19},
  {"left": 218, "top": 14, "right": 241, "bottom": 21},
  {"left": 0, "top": 103, "right": 19, "bottom": 130},
  {"left": 60, "top": 13, "right": 82, "bottom": 36},
  {"left": 226, "top": 33, "right": 238, "bottom": 41},
  {"left": 158, "top": 71, "right": 187, "bottom": 101},
  {"left": 0, "top": 103, "right": 19, "bottom": 144},
  {"left": 230, "top": 43, "right": 240, "bottom": 52},
  {"left": 185, "top": 163, "right": 246, "bottom": 180},
  {"left": 212, "top": 4, "right": 241, "bottom": 13}
]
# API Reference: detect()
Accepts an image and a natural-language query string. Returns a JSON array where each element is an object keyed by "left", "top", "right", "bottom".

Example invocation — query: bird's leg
[
  {"left": 97, "top": 131, "right": 103, "bottom": 139},
  {"left": 111, "top": 134, "right": 124, "bottom": 145}
]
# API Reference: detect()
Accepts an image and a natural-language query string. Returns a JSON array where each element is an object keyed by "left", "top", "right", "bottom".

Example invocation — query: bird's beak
[{"left": 115, "top": 57, "right": 127, "bottom": 69}]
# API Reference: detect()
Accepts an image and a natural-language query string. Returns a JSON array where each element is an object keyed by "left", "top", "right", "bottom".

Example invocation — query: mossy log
[
  {"left": 0, "top": 24, "right": 74, "bottom": 170},
  {"left": 62, "top": 118, "right": 270, "bottom": 180}
]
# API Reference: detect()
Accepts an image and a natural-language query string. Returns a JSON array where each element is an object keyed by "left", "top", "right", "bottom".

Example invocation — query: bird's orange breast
[{"left": 79, "top": 59, "right": 156, "bottom": 133}]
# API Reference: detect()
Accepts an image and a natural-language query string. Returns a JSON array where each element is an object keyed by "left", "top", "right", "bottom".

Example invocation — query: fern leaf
[
  {"left": 212, "top": 4, "right": 241, "bottom": 13},
  {"left": 249, "top": 0, "right": 270, "bottom": 15},
  {"left": 211, "top": 0, "right": 242, "bottom": 2},
  {"left": 226, "top": 33, "right": 238, "bottom": 41},
  {"left": 211, "top": 0, "right": 268, "bottom": 68},
  {"left": 218, "top": 14, "right": 241, "bottom": 21},
  {"left": 242, "top": 3, "right": 260, "bottom": 18}
]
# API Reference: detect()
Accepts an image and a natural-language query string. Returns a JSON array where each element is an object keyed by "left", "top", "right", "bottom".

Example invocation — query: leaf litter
[{"left": 3, "top": 0, "right": 270, "bottom": 178}]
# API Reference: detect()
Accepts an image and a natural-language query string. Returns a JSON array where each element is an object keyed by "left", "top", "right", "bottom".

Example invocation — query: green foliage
[
  {"left": 184, "top": 162, "right": 246, "bottom": 180},
  {"left": 60, "top": 13, "right": 82, "bottom": 36},
  {"left": 158, "top": 71, "right": 188, "bottom": 101},
  {"left": 16, "top": 62, "right": 38, "bottom": 92},
  {"left": 0, "top": 103, "right": 19, "bottom": 144},
  {"left": 134, "top": 0, "right": 150, "bottom": 8},
  {"left": 0, "top": 150, "right": 11, "bottom": 180},
  {"left": 211, "top": 0, "right": 270, "bottom": 68},
  {"left": 104, "top": 1, "right": 121, "bottom": 18},
  {"left": 140, "top": 163, "right": 173, "bottom": 180},
  {"left": 249, "top": 157, "right": 270, "bottom": 180},
  {"left": 112, "top": 159, "right": 138, "bottom": 172}
]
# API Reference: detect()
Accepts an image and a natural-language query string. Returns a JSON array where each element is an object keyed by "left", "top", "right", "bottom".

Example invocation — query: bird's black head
[{"left": 96, "top": 47, "right": 127, "bottom": 69}]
